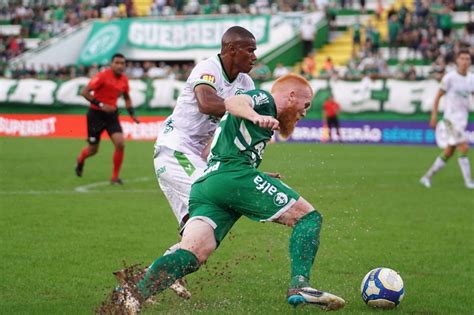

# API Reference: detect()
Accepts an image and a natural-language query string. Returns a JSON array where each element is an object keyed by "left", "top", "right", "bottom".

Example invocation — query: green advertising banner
[
  {"left": 78, "top": 21, "right": 129, "bottom": 66},
  {"left": 78, "top": 15, "right": 271, "bottom": 65}
]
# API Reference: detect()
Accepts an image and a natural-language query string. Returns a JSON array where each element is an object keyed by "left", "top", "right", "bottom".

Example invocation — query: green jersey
[
  {"left": 189, "top": 89, "right": 301, "bottom": 244},
  {"left": 199, "top": 89, "right": 276, "bottom": 180}
]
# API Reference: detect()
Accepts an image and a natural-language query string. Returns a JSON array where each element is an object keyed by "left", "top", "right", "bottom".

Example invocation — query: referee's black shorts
[
  {"left": 327, "top": 116, "right": 340, "bottom": 129},
  {"left": 86, "top": 108, "right": 122, "bottom": 144}
]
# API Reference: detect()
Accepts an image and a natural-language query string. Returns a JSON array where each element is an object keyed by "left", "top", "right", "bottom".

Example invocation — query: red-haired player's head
[{"left": 271, "top": 73, "right": 313, "bottom": 138}]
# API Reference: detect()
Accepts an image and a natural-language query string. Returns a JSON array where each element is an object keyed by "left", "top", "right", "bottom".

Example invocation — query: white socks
[
  {"left": 425, "top": 156, "right": 446, "bottom": 179},
  {"left": 458, "top": 157, "right": 473, "bottom": 186},
  {"left": 423, "top": 155, "right": 473, "bottom": 188}
]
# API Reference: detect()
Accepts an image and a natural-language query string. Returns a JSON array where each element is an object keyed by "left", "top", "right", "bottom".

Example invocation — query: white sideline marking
[
  {"left": 74, "top": 177, "right": 150, "bottom": 193},
  {"left": 74, "top": 176, "right": 152, "bottom": 193},
  {"left": 0, "top": 189, "right": 156, "bottom": 195},
  {"left": 0, "top": 177, "right": 155, "bottom": 195}
]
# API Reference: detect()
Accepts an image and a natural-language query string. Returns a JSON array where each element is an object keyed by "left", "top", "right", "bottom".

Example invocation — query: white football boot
[
  {"left": 121, "top": 285, "right": 141, "bottom": 315},
  {"left": 287, "top": 287, "right": 345, "bottom": 311},
  {"left": 419, "top": 176, "right": 431, "bottom": 188},
  {"left": 113, "top": 269, "right": 142, "bottom": 314},
  {"left": 169, "top": 278, "right": 192, "bottom": 299}
]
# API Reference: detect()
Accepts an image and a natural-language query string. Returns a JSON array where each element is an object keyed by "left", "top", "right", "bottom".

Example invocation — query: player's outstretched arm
[
  {"left": 225, "top": 95, "right": 279, "bottom": 130},
  {"left": 430, "top": 89, "right": 445, "bottom": 129},
  {"left": 194, "top": 85, "right": 226, "bottom": 117}
]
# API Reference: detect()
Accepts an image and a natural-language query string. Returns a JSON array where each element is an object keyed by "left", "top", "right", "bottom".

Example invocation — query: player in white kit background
[
  {"left": 151, "top": 26, "right": 257, "bottom": 298},
  {"left": 420, "top": 49, "right": 474, "bottom": 189}
]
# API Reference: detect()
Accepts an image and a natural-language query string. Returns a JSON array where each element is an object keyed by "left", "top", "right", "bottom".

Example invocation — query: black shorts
[
  {"left": 327, "top": 116, "right": 339, "bottom": 129},
  {"left": 86, "top": 108, "right": 122, "bottom": 144}
]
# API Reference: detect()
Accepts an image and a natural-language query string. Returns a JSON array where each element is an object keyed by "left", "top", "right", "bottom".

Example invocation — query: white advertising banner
[{"left": 1, "top": 78, "right": 473, "bottom": 114}]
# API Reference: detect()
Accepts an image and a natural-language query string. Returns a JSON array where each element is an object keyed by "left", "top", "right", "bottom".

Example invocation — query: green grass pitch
[{"left": 0, "top": 137, "right": 473, "bottom": 314}]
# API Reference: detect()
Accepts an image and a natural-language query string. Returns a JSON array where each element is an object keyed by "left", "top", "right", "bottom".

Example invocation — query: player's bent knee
[
  {"left": 444, "top": 146, "right": 456, "bottom": 157},
  {"left": 88, "top": 145, "right": 99, "bottom": 155},
  {"left": 278, "top": 197, "right": 316, "bottom": 227},
  {"left": 458, "top": 142, "right": 469, "bottom": 154},
  {"left": 181, "top": 243, "right": 215, "bottom": 264},
  {"left": 180, "top": 219, "right": 217, "bottom": 264},
  {"left": 197, "top": 242, "right": 216, "bottom": 263}
]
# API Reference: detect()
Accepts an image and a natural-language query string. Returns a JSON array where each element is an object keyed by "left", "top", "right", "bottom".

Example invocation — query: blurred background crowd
[{"left": 1, "top": 0, "right": 473, "bottom": 81}]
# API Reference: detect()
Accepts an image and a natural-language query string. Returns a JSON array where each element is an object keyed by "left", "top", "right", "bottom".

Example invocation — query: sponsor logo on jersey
[
  {"left": 200, "top": 74, "right": 216, "bottom": 84},
  {"left": 455, "top": 90, "right": 469, "bottom": 98},
  {"left": 163, "top": 118, "right": 174, "bottom": 134},
  {"left": 203, "top": 161, "right": 220, "bottom": 175},
  {"left": 254, "top": 175, "right": 289, "bottom": 206},
  {"left": 273, "top": 192, "right": 288, "bottom": 206},
  {"left": 235, "top": 88, "right": 244, "bottom": 95},
  {"left": 156, "top": 166, "right": 166, "bottom": 178},
  {"left": 252, "top": 92, "right": 269, "bottom": 106},
  {"left": 254, "top": 175, "right": 278, "bottom": 195}
]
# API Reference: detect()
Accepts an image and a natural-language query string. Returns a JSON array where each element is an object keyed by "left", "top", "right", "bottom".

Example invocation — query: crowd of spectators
[
  {"left": 0, "top": 0, "right": 312, "bottom": 69},
  {"left": 2, "top": 60, "right": 196, "bottom": 80},
  {"left": 0, "top": 1, "right": 127, "bottom": 70},
  {"left": 1, "top": 0, "right": 473, "bottom": 82},
  {"left": 346, "top": 0, "right": 474, "bottom": 81}
]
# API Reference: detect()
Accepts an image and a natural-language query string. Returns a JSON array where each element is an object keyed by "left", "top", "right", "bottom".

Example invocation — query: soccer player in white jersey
[
  {"left": 420, "top": 49, "right": 474, "bottom": 189},
  {"left": 149, "top": 26, "right": 257, "bottom": 297},
  {"left": 114, "top": 75, "right": 345, "bottom": 315}
]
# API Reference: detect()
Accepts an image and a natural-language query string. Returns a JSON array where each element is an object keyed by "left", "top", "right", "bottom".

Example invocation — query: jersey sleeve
[
  {"left": 245, "top": 89, "right": 276, "bottom": 117},
  {"left": 189, "top": 60, "right": 220, "bottom": 91},
  {"left": 88, "top": 71, "right": 104, "bottom": 90},
  {"left": 440, "top": 72, "right": 451, "bottom": 92}
]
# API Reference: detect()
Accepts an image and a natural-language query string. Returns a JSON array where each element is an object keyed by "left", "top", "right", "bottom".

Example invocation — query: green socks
[
  {"left": 137, "top": 211, "right": 323, "bottom": 298},
  {"left": 137, "top": 249, "right": 200, "bottom": 300},
  {"left": 289, "top": 211, "right": 322, "bottom": 288}
]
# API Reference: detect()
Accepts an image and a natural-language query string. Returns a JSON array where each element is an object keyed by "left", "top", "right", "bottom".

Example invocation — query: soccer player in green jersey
[{"left": 116, "top": 74, "right": 345, "bottom": 313}]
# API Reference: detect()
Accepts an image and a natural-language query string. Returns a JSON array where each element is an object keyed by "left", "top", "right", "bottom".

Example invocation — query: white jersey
[
  {"left": 440, "top": 70, "right": 474, "bottom": 129},
  {"left": 155, "top": 55, "right": 255, "bottom": 156}
]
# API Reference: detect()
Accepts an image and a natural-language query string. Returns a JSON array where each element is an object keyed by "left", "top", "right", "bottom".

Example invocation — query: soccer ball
[{"left": 360, "top": 267, "right": 404, "bottom": 309}]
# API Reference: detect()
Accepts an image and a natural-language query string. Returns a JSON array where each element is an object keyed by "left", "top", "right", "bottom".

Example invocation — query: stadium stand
[
  {"left": 309, "top": 0, "right": 474, "bottom": 80},
  {"left": 0, "top": 0, "right": 473, "bottom": 81}
]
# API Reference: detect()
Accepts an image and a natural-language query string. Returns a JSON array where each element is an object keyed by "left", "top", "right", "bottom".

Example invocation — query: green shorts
[{"left": 188, "top": 167, "right": 300, "bottom": 246}]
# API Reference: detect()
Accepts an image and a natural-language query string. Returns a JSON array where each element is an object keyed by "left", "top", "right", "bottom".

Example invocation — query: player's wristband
[
  {"left": 91, "top": 98, "right": 103, "bottom": 108},
  {"left": 127, "top": 107, "right": 135, "bottom": 116}
]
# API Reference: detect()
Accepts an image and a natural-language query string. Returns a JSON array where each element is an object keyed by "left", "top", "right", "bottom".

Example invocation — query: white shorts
[
  {"left": 444, "top": 119, "right": 468, "bottom": 146},
  {"left": 153, "top": 146, "right": 206, "bottom": 227}
]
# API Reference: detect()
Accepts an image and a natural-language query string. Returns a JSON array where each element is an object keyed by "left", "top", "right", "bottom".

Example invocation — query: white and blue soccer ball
[{"left": 361, "top": 267, "right": 404, "bottom": 309}]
